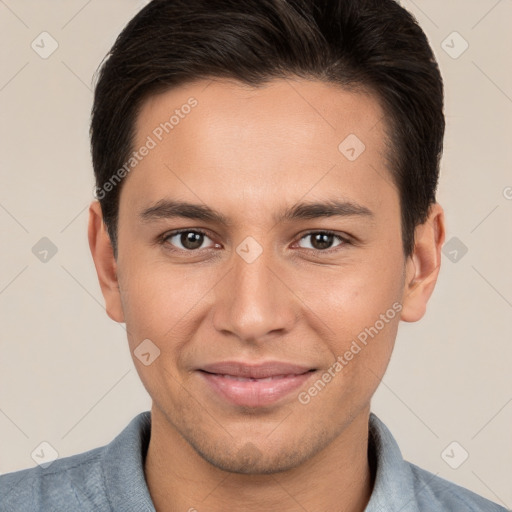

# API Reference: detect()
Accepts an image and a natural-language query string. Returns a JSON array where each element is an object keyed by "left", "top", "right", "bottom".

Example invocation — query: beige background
[{"left": 1, "top": 0, "right": 511, "bottom": 507}]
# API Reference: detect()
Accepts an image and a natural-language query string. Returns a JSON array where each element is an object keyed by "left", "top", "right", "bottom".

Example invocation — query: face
[{"left": 90, "top": 77, "right": 442, "bottom": 474}]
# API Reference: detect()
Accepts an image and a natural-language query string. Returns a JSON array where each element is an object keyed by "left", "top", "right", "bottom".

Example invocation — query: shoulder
[
  {"left": 367, "top": 413, "right": 508, "bottom": 512},
  {"left": 406, "top": 461, "right": 508, "bottom": 512},
  {"left": 0, "top": 445, "right": 109, "bottom": 512},
  {"left": 0, "top": 411, "right": 153, "bottom": 512}
]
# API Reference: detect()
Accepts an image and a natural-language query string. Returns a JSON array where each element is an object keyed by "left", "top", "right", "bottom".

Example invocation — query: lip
[{"left": 198, "top": 361, "right": 316, "bottom": 407}]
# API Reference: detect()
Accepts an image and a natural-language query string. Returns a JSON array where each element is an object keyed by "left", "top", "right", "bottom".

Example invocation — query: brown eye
[
  {"left": 298, "top": 232, "right": 345, "bottom": 251},
  {"left": 165, "top": 230, "right": 214, "bottom": 251}
]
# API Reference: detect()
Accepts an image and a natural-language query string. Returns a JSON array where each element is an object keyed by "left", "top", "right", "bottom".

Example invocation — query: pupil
[
  {"left": 182, "top": 232, "right": 203, "bottom": 250},
  {"left": 313, "top": 233, "right": 333, "bottom": 250}
]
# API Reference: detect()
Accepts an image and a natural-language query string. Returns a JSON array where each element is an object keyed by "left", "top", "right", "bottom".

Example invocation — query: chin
[{"left": 196, "top": 446, "right": 305, "bottom": 475}]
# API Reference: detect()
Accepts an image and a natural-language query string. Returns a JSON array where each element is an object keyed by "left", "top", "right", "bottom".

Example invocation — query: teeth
[{"left": 221, "top": 374, "right": 294, "bottom": 381}]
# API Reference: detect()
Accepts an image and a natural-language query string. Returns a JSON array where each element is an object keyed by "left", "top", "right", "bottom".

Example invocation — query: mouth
[
  {"left": 197, "top": 361, "right": 317, "bottom": 408},
  {"left": 205, "top": 373, "right": 308, "bottom": 382}
]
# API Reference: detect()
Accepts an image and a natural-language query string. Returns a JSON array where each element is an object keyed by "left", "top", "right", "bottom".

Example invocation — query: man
[{"left": 0, "top": 0, "right": 507, "bottom": 510}]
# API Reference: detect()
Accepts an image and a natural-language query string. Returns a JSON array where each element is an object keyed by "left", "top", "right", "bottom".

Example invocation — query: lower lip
[{"left": 199, "top": 371, "right": 315, "bottom": 408}]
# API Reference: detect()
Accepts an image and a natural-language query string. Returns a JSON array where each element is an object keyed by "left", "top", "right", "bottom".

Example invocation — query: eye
[
  {"left": 162, "top": 229, "right": 217, "bottom": 251},
  {"left": 297, "top": 231, "right": 348, "bottom": 251}
]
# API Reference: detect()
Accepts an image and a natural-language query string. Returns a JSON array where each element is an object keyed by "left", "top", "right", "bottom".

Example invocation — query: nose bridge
[{"left": 212, "top": 237, "right": 296, "bottom": 341}]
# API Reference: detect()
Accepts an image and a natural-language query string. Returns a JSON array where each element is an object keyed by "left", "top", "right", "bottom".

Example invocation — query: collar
[
  {"left": 365, "top": 412, "right": 421, "bottom": 511},
  {"left": 100, "top": 411, "right": 420, "bottom": 511}
]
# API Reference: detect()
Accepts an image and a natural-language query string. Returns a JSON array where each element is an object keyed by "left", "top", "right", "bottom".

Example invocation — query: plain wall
[{"left": 0, "top": 0, "right": 511, "bottom": 507}]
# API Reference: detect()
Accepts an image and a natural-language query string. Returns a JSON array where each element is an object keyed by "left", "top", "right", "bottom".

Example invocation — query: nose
[{"left": 212, "top": 240, "right": 299, "bottom": 343}]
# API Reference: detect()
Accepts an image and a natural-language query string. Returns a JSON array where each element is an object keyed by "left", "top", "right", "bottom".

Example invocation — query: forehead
[
  {"left": 135, "top": 77, "right": 387, "bottom": 155},
  {"left": 123, "top": 77, "right": 395, "bottom": 219}
]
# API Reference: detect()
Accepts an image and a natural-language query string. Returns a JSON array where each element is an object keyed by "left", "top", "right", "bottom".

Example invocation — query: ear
[
  {"left": 87, "top": 200, "right": 125, "bottom": 323},
  {"left": 400, "top": 203, "right": 446, "bottom": 322}
]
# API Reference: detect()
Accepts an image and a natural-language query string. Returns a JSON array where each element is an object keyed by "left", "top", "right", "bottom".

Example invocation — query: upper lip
[{"left": 199, "top": 361, "right": 314, "bottom": 379}]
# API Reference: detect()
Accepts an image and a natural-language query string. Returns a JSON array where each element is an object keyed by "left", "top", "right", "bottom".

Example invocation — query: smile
[{"left": 197, "top": 361, "right": 317, "bottom": 407}]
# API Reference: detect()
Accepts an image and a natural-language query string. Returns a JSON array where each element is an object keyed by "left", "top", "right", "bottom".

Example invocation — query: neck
[{"left": 144, "top": 404, "right": 374, "bottom": 512}]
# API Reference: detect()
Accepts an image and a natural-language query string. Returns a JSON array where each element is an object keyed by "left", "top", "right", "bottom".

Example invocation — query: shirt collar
[
  {"left": 365, "top": 412, "right": 421, "bottom": 512},
  {"left": 100, "top": 411, "right": 420, "bottom": 511},
  {"left": 101, "top": 411, "right": 155, "bottom": 511}
]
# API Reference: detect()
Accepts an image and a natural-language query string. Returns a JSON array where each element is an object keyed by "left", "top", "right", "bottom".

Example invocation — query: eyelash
[{"left": 158, "top": 228, "right": 351, "bottom": 254}]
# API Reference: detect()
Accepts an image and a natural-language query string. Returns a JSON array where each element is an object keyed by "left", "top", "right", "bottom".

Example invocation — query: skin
[{"left": 88, "top": 77, "right": 445, "bottom": 512}]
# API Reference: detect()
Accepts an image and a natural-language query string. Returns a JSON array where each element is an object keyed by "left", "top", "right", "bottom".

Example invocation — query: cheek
[
  {"left": 118, "top": 259, "right": 220, "bottom": 351},
  {"left": 296, "top": 249, "right": 404, "bottom": 393},
  {"left": 306, "top": 253, "right": 403, "bottom": 332},
  {"left": 299, "top": 288, "right": 401, "bottom": 419}
]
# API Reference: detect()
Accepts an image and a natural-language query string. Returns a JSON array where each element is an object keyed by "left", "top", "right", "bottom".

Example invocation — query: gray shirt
[{"left": 0, "top": 411, "right": 507, "bottom": 511}]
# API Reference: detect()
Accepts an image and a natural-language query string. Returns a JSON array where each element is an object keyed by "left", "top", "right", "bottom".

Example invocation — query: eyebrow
[{"left": 138, "top": 198, "right": 374, "bottom": 226}]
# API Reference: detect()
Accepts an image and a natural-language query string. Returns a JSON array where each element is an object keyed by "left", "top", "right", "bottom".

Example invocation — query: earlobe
[
  {"left": 400, "top": 203, "right": 446, "bottom": 323},
  {"left": 87, "top": 201, "right": 125, "bottom": 323}
]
